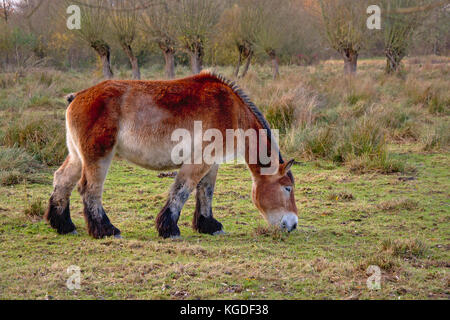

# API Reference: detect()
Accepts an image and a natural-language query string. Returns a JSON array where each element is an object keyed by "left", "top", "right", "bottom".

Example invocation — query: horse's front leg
[
  {"left": 192, "top": 164, "right": 224, "bottom": 235},
  {"left": 156, "top": 164, "right": 212, "bottom": 238}
]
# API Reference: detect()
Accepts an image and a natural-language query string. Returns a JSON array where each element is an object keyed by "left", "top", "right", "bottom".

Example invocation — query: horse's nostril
[{"left": 292, "top": 223, "right": 297, "bottom": 230}]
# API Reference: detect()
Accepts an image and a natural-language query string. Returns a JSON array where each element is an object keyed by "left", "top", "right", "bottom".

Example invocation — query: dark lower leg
[
  {"left": 45, "top": 195, "right": 76, "bottom": 234},
  {"left": 78, "top": 157, "right": 119, "bottom": 239},
  {"left": 82, "top": 199, "right": 120, "bottom": 239},
  {"left": 156, "top": 164, "right": 212, "bottom": 238},
  {"left": 45, "top": 156, "right": 80, "bottom": 234},
  {"left": 192, "top": 165, "right": 223, "bottom": 235},
  {"left": 193, "top": 200, "right": 223, "bottom": 235},
  {"left": 156, "top": 183, "right": 191, "bottom": 238}
]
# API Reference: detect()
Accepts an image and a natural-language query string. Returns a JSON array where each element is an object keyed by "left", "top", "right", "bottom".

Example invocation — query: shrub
[
  {"left": 265, "top": 103, "right": 295, "bottom": 134},
  {"left": 405, "top": 80, "right": 449, "bottom": 115},
  {"left": 333, "top": 118, "right": 386, "bottom": 163},
  {"left": 0, "top": 147, "right": 41, "bottom": 173},
  {"left": 427, "top": 93, "right": 448, "bottom": 114},
  {"left": 0, "top": 72, "right": 20, "bottom": 89},
  {"left": 0, "top": 170, "right": 25, "bottom": 186},
  {"left": 27, "top": 94, "right": 53, "bottom": 108},
  {"left": 376, "top": 106, "right": 421, "bottom": 142},
  {"left": 420, "top": 121, "right": 450, "bottom": 151},
  {"left": 2, "top": 116, "right": 66, "bottom": 166},
  {"left": 284, "top": 125, "right": 336, "bottom": 160},
  {"left": 265, "top": 86, "right": 319, "bottom": 133},
  {"left": 284, "top": 117, "right": 409, "bottom": 174},
  {"left": 35, "top": 72, "right": 57, "bottom": 87},
  {"left": 0, "top": 147, "right": 43, "bottom": 186},
  {"left": 301, "top": 126, "right": 336, "bottom": 159}
]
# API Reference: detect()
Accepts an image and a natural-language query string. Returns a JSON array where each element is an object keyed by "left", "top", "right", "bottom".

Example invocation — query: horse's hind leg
[
  {"left": 45, "top": 154, "right": 81, "bottom": 234},
  {"left": 192, "top": 164, "right": 224, "bottom": 235},
  {"left": 156, "top": 164, "right": 212, "bottom": 238},
  {"left": 78, "top": 154, "right": 120, "bottom": 239}
]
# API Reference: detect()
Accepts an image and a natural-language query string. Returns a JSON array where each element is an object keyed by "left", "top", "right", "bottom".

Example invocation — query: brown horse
[{"left": 44, "top": 71, "right": 298, "bottom": 239}]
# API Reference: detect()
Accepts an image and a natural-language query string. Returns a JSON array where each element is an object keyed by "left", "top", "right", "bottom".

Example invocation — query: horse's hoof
[
  {"left": 69, "top": 230, "right": 78, "bottom": 235},
  {"left": 213, "top": 230, "right": 226, "bottom": 236},
  {"left": 114, "top": 234, "right": 123, "bottom": 239},
  {"left": 170, "top": 235, "right": 182, "bottom": 240}
]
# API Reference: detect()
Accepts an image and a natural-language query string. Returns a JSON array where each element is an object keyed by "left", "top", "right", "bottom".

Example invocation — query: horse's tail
[
  {"left": 65, "top": 93, "right": 77, "bottom": 105},
  {"left": 65, "top": 86, "right": 92, "bottom": 105}
]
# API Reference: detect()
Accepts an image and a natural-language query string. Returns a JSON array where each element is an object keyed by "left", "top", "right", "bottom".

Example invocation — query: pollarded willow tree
[
  {"left": 216, "top": 2, "right": 258, "bottom": 78},
  {"left": 254, "top": 0, "right": 303, "bottom": 79},
  {"left": 109, "top": 0, "right": 141, "bottom": 79},
  {"left": 218, "top": 0, "right": 320, "bottom": 79},
  {"left": 382, "top": 0, "right": 447, "bottom": 74},
  {"left": 413, "top": 1, "right": 450, "bottom": 56},
  {"left": 251, "top": 0, "right": 287, "bottom": 79},
  {"left": 141, "top": 0, "right": 177, "bottom": 79},
  {"left": 69, "top": 0, "right": 113, "bottom": 79},
  {"left": 173, "top": 0, "right": 223, "bottom": 74},
  {"left": 318, "top": 0, "right": 369, "bottom": 74}
]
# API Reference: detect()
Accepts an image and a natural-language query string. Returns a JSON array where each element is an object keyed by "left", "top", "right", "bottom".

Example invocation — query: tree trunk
[
  {"left": 91, "top": 40, "right": 113, "bottom": 79},
  {"left": 163, "top": 48, "right": 175, "bottom": 79},
  {"left": 433, "top": 42, "right": 438, "bottom": 56},
  {"left": 240, "top": 49, "right": 253, "bottom": 78},
  {"left": 343, "top": 48, "right": 358, "bottom": 74},
  {"left": 385, "top": 47, "right": 405, "bottom": 74},
  {"left": 268, "top": 50, "right": 279, "bottom": 79},
  {"left": 189, "top": 43, "right": 203, "bottom": 74},
  {"left": 100, "top": 54, "right": 114, "bottom": 79},
  {"left": 234, "top": 44, "right": 244, "bottom": 77},
  {"left": 189, "top": 52, "right": 202, "bottom": 74},
  {"left": 122, "top": 44, "right": 140, "bottom": 80}
]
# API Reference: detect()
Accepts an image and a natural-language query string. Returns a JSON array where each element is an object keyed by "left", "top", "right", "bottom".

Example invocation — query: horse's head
[{"left": 251, "top": 159, "right": 298, "bottom": 232}]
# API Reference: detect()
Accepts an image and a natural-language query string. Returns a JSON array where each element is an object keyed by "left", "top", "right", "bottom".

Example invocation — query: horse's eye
[{"left": 283, "top": 186, "right": 292, "bottom": 194}]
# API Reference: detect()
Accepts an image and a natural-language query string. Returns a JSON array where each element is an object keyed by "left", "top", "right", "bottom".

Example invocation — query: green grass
[
  {"left": 0, "top": 59, "right": 449, "bottom": 299},
  {"left": 0, "top": 151, "right": 448, "bottom": 299}
]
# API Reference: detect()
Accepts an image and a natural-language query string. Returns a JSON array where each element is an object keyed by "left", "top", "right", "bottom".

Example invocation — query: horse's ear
[{"left": 279, "top": 159, "right": 295, "bottom": 176}]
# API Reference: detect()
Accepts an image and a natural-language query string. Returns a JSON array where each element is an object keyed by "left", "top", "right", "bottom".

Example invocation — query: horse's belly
[{"left": 116, "top": 131, "right": 181, "bottom": 171}]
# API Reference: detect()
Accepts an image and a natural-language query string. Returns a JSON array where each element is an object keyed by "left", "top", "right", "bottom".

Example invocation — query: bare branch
[{"left": 394, "top": 0, "right": 448, "bottom": 14}]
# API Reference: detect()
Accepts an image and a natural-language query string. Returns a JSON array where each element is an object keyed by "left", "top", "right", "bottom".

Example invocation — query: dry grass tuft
[
  {"left": 327, "top": 191, "right": 354, "bottom": 201},
  {"left": 0, "top": 170, "right": 25, "bottom": 186},
  {"left": 2, "top": 115, "right": 66, "bottom": 166},
  {"left": 420, "top": 120, "right": 450, "bottom": 151},
  {"left": 253, "top": 225, "right": 288, "bottom": 241},
  {"left": 0, "top": 147, "right": 43, "bottom": 186},
  {"left": 380, "top": 238, "right": 428, "bottom": 259},
  {"left": 358, "top": 252, "right": 400, "bottom": 272},
  {"left": 24, "top": 197, "right": 45, "bottom": 220},
  {"left": 377, "top": 198, "right": 419, "bottom": 212}
]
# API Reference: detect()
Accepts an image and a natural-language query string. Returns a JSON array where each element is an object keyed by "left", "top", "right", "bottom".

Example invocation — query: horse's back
[{"left": 66, "top": 75, "right": 242, "bottom": 168}]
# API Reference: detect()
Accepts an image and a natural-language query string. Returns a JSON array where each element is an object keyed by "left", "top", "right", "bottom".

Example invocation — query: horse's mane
[{"left": 199, "top": 70, "right": 285, "bottom": 165}]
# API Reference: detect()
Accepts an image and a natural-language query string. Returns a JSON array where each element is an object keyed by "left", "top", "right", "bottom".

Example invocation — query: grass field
[{"left": 0, "top": 58, "right": 449, "bottom": 299}]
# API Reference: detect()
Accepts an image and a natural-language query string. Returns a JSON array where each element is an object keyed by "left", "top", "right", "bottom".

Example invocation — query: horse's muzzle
[{"left": 280, "top": 213, "right": 298, "bottom": 232}]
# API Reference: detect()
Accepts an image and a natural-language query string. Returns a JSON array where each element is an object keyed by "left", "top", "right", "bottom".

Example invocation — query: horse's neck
[{"left": 242, "top": 117, "right": 277, "bottom": 181}]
